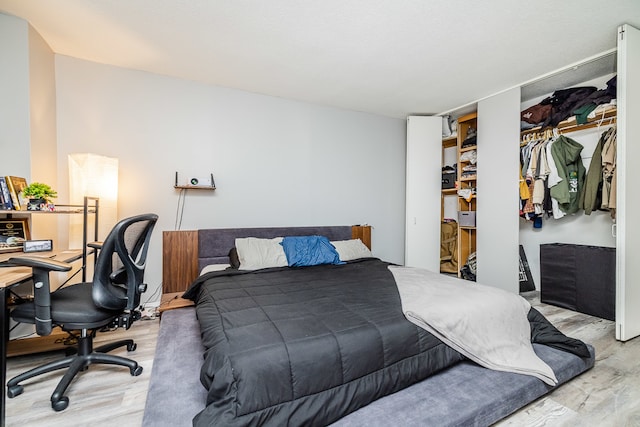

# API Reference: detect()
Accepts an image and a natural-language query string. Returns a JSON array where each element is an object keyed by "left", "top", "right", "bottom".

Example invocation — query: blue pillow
[{"left": 280, "top": 235, "right": 344, "bottom": 267}]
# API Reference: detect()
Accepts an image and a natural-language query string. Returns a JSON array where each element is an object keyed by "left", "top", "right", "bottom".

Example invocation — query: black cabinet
[{"left": 540, "top": 243, "right": 615, "bottom": 321}]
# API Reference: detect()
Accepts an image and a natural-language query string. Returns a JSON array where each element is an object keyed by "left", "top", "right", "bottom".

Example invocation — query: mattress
[
  {"left": 142, "top": 308, "right": 595, "bottom": 427},
  {"left": 185, "top": 259, "right": 465, "bottom": 426},
  {"left": 182, "top": 258, "right": 591, "bottom": 426}
]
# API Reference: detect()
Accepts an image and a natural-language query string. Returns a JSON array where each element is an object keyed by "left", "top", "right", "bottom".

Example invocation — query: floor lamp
[{"left": 68, "top": 153, "right": 119, "bottom": 249}]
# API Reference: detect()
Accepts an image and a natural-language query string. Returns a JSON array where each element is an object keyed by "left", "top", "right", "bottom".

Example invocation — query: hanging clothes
[
  {"left": 519, "top": 169, "right": 530, "bottom": 201},
  {"left": 533, "top": 140, "right": 552, "bottom": 215},
  {"left": 601, "top": 127, "right": 617, "bottom": 218},
  {"left": 521, "top": 139, "right": 538, "bottom": 218},
  {"left": 579, "top": 127, "right": 613, "bottom": 215},
  {"left": 549, "top": 135, "right": 586, "bottom": 214},
  {"left": 545, "top": 138, "right": 566, "bottom": 219}
]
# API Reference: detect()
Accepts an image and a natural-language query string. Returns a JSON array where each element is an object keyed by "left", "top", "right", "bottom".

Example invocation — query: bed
[{"left": 143, "top": 225, "right": 594, "bottom": 427}]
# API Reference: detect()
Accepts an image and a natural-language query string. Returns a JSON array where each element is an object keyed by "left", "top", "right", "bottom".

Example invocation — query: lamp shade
[{"left": 68, "top": 153, "right": 119, "bottom": 244}]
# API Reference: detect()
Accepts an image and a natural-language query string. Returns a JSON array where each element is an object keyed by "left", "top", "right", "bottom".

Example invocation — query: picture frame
[
  {"left": 23, "top": 239, "right": 53, "bottom": 253},
  {"left": 0, "top": 218, "right": 31, "bottom": 253}
]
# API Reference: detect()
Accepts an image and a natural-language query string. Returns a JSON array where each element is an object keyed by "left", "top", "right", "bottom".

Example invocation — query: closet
[
  {"left": 519, "top": 77, "right": 617, "bottom": 267},
  {"left": 519, "top": 75, "right": 617, "bottom": 321},
  {"left": 405, "top": 24, "right": 640, "bottom": 341}
]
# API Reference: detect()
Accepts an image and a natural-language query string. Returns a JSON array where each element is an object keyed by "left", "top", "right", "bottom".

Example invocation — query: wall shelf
[{"left": 174, "top": 185, "right": 216, "bottom": 190}]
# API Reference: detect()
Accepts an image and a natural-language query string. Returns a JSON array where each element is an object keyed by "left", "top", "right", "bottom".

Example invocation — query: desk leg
[{"left": 1, "top": 288, "right": 7, "bottom": 427}]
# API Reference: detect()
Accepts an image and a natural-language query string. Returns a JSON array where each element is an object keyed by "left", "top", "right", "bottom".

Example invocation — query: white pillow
[
  {"left": 235, "top": 237, "right": 288, "bottom": 270},
  {"left": 200, "top": 263, "right": 231, "bottom": 275},
  {"left": 331, "top": 239, "right": 373, "bottom": 261}
]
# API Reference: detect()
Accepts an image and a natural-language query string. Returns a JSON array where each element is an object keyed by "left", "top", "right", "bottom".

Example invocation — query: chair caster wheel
[
  {"left": 7, "top": 384, "right": 24, "bottom": 398},
  {"left": 127, "top": 342, "right": 137, "bottom": 351},
  {"left": 131, "top": 366, "right": 143, "bottom": 376},
  {"left": 52, "top": 396, "right": 69, "bottom": 412}
]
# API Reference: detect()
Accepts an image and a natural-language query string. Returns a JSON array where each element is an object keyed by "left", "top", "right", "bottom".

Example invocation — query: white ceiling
[{"left": 1, "top": 0, "right": 638, "bottom": 118}]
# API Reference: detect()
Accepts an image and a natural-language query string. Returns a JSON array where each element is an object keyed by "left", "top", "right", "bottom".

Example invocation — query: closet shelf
[
  {"left": 521, "top": 106, "right": 617, "bottom": 138},
  {"left": 460, "top": 145, "right": 477, "bottom": 153},
  {"left": 443, "top": 136, "right": 457, "bottom": 148}
]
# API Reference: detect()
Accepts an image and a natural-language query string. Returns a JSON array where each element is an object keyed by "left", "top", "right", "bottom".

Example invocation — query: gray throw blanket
[{"left": 389, "top": 266, "right": 558, "bottom": 386}]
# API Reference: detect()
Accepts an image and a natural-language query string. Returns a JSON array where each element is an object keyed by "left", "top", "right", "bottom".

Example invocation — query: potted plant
[{"left": 21, "top": 182, "right": 57, "bottom": 211}]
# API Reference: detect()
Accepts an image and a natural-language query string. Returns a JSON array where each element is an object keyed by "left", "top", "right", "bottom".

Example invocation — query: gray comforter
[{"left": 389, "top": 265, "right": 557, "bottom": 385}]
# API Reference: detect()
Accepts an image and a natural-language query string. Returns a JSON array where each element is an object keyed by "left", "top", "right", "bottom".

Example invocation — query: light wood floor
[
  {"left": 5, "top": 294, "right": 640, "bottom": 426},
  {"left": 5, "top": 319, "right": 160, "bottom": 427}
]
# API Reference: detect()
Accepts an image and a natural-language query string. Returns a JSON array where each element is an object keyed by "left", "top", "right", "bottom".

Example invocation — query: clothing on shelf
[
  {"left": 520, "top": 76, "right": 617, "bottom": 131},
  {"left": 460, "top": 149, "right": 477, "bottom": 164},
  {"left": 574, "top": 76, "right": 617, "bottom": 124},
  {"left": 521, "top": 103, "right": 552, "bottom": 127},
  {"left": 461, "top": 127, "right": 477, "bottom": 148},
  {"left": 541, "top": 86, "right": 598, "bottom": 128},
  {"left": 461, "top": 164, "right": 477, "bottom": 179}
]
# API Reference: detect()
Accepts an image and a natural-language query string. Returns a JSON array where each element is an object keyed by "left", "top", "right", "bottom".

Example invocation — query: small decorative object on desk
[
  {"left": 22, "top": 182, "right": 57, "bottom": 211},
  {"left": 0, "top": 218, "right": 30, "bottom": 253}
]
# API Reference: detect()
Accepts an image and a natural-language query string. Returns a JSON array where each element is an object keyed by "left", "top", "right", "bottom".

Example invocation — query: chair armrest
[
  {"left": 8, "top": 256, "right": 72, "bottom": 272},
  {"left": 87, "top": 241, "right": 103, "bottom": 250},
  {"left": 7, "top": 256, "right": 71, "bottom": 336}
]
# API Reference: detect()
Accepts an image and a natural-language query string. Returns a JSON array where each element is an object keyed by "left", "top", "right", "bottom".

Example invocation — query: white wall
[
  {"left": 0, "top": 15, "right": 59, "bottom": 241},
  {"left": 28, "top": 25, "right": 57, "bottom": 189},
  {"left": 0, "top": 14, "right": 31, "bottom": 178},
  {"left": 54, "top": 56, "right": 407, "bottom": 304},
  {"left": 27, "top": 23, "right": 61, "bottom": 243}
]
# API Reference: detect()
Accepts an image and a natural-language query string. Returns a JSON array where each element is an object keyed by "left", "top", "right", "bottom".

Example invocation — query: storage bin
[
  {"left": 442, "top": 172, "right": 456, "bottom": 189},
  {"left": 540, "top": 243, "right": 615, "bottom": 321},
  {"left": 457, "top": 211, "right": 476, "bottom": 227}
]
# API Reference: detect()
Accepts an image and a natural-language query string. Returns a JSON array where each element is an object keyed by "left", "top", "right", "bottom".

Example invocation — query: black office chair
[{"left": 6, "top": 213, "right": 158, "bottom": 411}]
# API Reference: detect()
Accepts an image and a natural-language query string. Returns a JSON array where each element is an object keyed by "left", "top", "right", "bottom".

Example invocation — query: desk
[{"left": 0, "top": 249, "right": 83, "bottom": 427}]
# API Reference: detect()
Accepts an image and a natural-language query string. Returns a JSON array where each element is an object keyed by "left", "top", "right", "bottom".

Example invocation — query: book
[
  {"left": 0, "top": 177, "right": 14, "bottom": 210},
  {"left": 5, "top": 176, "right": 28, "bottom": 210}
]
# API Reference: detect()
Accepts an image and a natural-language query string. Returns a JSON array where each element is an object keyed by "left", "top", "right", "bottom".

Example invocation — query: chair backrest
[{"left": 92, "top": 213, "right": 158, "bottom": 312}]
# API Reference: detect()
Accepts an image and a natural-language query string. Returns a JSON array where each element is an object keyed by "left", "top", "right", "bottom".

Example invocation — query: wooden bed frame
[{"left": 144, "top": 225, "right": 594, "bottom": 427}]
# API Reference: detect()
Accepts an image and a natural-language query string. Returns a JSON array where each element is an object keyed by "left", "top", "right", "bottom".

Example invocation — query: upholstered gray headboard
[
  {"left": 162, "top": 225, "right": 370, "bottom": 294},
  {"left": 197, "top": 226, "right": 353, "bottom": 272}
]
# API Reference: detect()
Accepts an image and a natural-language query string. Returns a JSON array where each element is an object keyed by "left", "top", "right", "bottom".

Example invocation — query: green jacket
[
  {"left": 550, "top": 135, "right": 586, "bottom": 214},
  {"left": 579, "top": 129, "right": 610, "bottom": 214}
]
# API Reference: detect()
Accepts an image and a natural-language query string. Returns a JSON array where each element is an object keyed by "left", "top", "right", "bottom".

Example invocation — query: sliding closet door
[
  {"left": 616, "top": 24, "right": 640, "bottom": 341},
  {"left": 476, "top": 88, "right": 521, "bottom": 293},
  {"left": 405, "top": 116, "right": 442, "bottom": 270}
]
